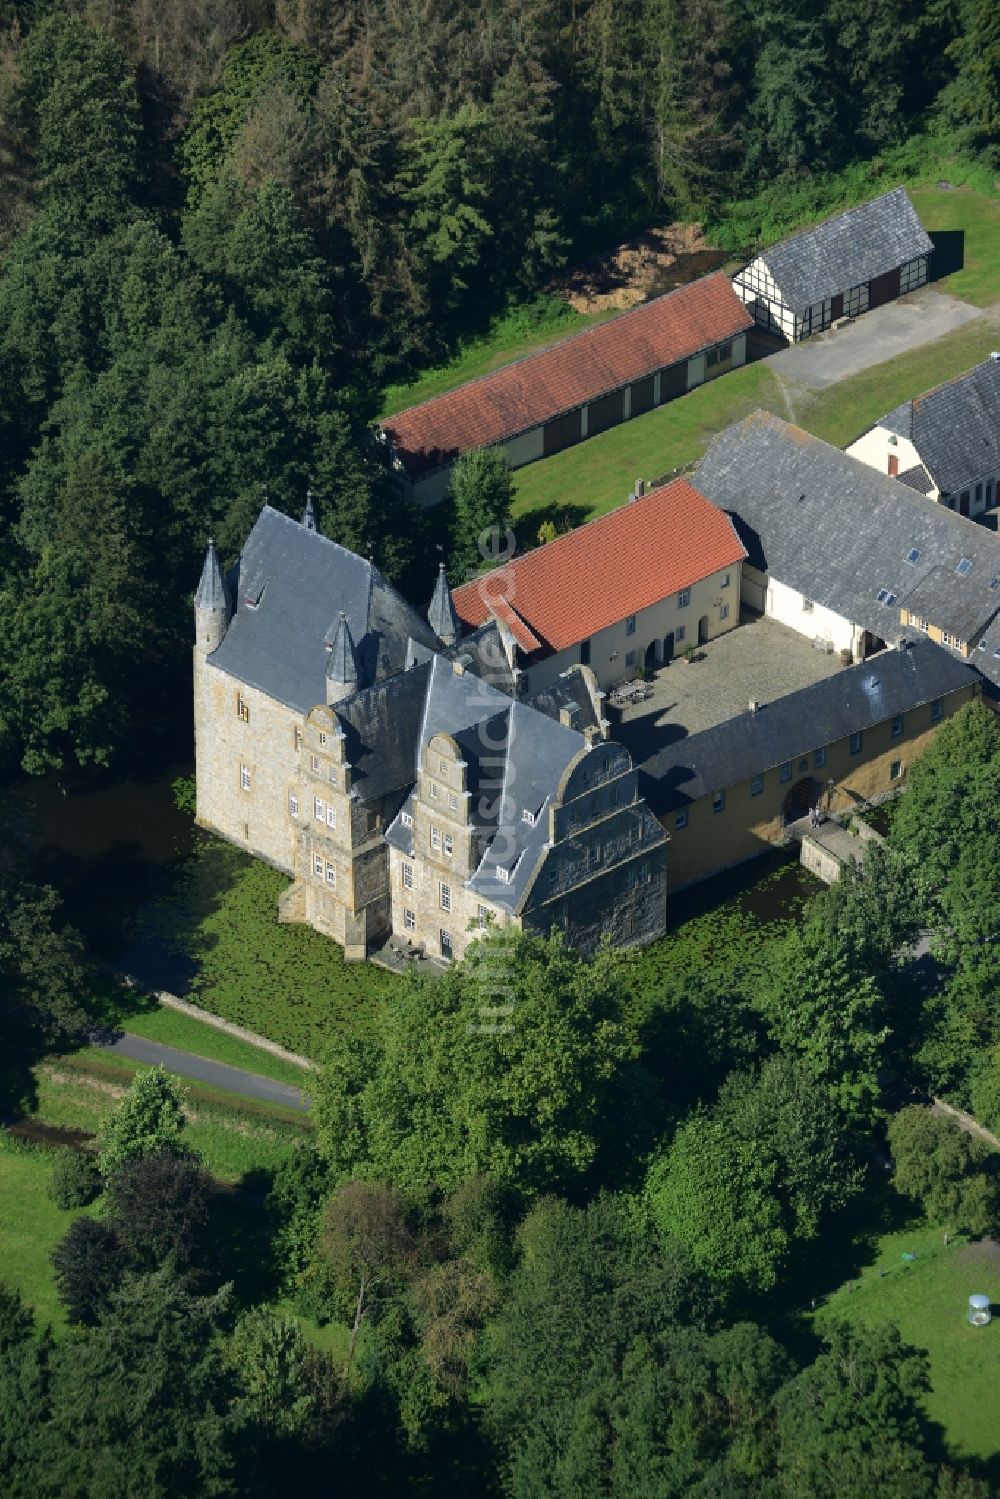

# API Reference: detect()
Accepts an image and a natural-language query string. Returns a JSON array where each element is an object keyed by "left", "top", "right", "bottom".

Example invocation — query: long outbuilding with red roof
[
  {"left": 380, "top": 273, "right": 753, "bottom": 506},
  {"left": 453, "top": 476, "right": 748, "bottom": 696}
]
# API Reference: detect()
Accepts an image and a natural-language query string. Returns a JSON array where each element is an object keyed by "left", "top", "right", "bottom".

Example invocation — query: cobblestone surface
[{"left": 611, "top": 610, "right": 846, "bottom": 764}]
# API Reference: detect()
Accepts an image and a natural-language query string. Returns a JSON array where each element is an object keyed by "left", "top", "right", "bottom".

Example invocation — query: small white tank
[{"left": 968, "top": 1294, "right": 992, "bottom": 1326}]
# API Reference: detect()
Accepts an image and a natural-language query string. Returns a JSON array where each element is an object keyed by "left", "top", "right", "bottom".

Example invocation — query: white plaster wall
[
  {"left": 765, "top": 575, "right": 856, "bottom": 654},
  {"left": 731, "top": 333, "right": 747, "bottom": 368},
  {"left": 518, "top": 562, "right": 743, "bottom": 696},
  {"left": 846, "top": 427, "right": 930, "bottom": 490},
  {"left": 686, "top": 353, "right": 707, "bottom": 391}
]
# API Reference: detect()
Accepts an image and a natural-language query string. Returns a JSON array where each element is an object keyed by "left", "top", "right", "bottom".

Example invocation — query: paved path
[
  {"left": 99, "top": 1033, "right": 309, "bottom": 1113},
  {"left": 765, "top": 289, "right": 985, "bottom": 391}
]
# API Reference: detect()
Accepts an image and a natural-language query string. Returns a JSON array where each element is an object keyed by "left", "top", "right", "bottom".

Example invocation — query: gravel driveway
[{"left": 765, "top": 289, "right": 985, "bottom": 390}]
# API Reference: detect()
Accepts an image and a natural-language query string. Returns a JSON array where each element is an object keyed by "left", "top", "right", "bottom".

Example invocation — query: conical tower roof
[
  {"left": 326, "top": 610, "right": 361, "bottom": 692},
  {"left": 195, "top": 540, "right": 230, "bottom": 613},
  {"left": 428, "top": 560, "right": 459, "bottom": 643}
]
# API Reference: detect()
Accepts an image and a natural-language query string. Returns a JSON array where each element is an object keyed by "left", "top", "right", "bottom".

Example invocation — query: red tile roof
[
  {"left": 453, "top": 478, "right": 747, "bottom": 655},
  {"left": 382, "top": 274, "right": 752, "bottom": 476}
]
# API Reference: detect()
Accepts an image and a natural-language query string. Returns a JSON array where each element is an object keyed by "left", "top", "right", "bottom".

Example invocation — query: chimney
[
  {"left": 636, "top": 478, "right": 645, "bottom": 497},
  {"left": 749, "top": 699, "right": 760, "bottom": 713}
]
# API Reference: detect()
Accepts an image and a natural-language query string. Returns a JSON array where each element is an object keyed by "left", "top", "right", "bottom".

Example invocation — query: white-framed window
[
  {"left": 313, "top": 854, "right": 324, "bottom": 877},
  {"left": 402, "top": 862, "right": 413, "bottom": 889},
  {"left": 802, "top": 596, "right": 814, "bottom": 613},
  {"left": 236, "top": 693, "right": 250, "bottom": 723},
  {"left": 676, "top": 625, "right": 686, "bottom": 643},
  {"left": 430, "top": 826, "right": 441, "bottom": 851},
  {"left": 440, "top": 930, "right": 453, "bottom": 960},
  {"left": 443, "top": 834, "right": 453, "bottom": 857},
  {"left": 814, "top": 746, "right": 826, "bottom": 768},
  {"left": 293, "top": 726, "right": 303, "bottom": 751},
  {"left": 674, "top": 808, "right": 688, "bottom": 830},
  {"left": 751, "top": 774, "right": 763, "bottom": 796},
  {"left": 721, "top": 573, "right": 730, "bottom": 588},
  {"left": 439, "top": 881, "right": 451, "bottom": 912},
  {"left": 496, "top": 865, "right": 511, "bottom": 884},
  {"left": 404, "top": 908, "right": 416, "bottom": 931},
  {"left": 240, "top": 764, "right": 251, "bottom": 791},
  {"left": 429, "top": 780, "right": 438, "bottom": 800},
  {"left": 779, "top": 762, "right": 791, "bottom": 783},
  {"left": 328, "top": 767, "right": 338, "bottom": 787},
  {"left": 625, "top": 614, "right": 637, "bottom": 635},
  {"left": 625, "top": 650, "right": 637, "bottom": 668},
  {"left": 719, "top": 603, "right": 730, "bottom": 621},
  {"left": 311, "top": 754, "right": 321, "bottom": 772},
  {"left": 931, "top": 699, "right": 942, "bottom": 722},
  {"left": 326, "top": 805, "right": 336, "bottom": 829},
  {"left": 401, "top": 810, "right": 413, "bottom": 828},
  {"left": 439, "top": 757, "right": 448, "bottom": 774},
  {"left": 289, "top": 791, "right": 299, "bottom": 818},
  {"left": 850, "top": 731, "right": 863, "bottom": 754},
  {"left": 522, "top": 808, "right": 536, "bottom": 825},
  {"left": 890, "top": 759, "right": 903, "bottom": 780},
  {"left": 477, "top": 904, "right": 490, "bottom": 930},
  {"left": 891, "top": 715, "right": 903, "bottom": 738},
  {"left": 314, "top": 796, "right": 325, "bottom": 821},
  {"left": 325, "top": 861, "right": 336, "bottom": 886},
  {"left": 678, "top": 588, "right": 690, "bottom": 608},
  {"left": 712, "top": 790, "right": 725, "bottom": 814},
  {"left": 319, "top": 732, "right": 327, "bottom": 747},
  {"left": 449, "top": 793, "right": 458, "bottom": 811}
]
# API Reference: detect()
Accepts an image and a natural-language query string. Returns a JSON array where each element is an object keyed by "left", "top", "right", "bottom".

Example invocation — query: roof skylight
[
  {"left": 905, "top": 548, "right": 921, "bottom": 565},
  {"left": 956, "top": 558, "right": 973, "bottom": 576},
  {"left": 876, "top": 588, "right": 898, "bottom": 606}
]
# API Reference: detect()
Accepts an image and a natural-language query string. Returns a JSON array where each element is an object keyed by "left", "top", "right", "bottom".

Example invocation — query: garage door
[
  {"left": 630, "top": 375, "right": 654, "bottom": 417},
  {"left": 868, "top": 266, "right": 901, "bottom": 309},
  {"left": 659, "top": 362, "right": 688, "bottom": 402},
  {"left": 587, "top": 388, "right": 625, "bottom": 437},
  {"left": 543, "top": 408, "right": 583, "bottom": 457}
]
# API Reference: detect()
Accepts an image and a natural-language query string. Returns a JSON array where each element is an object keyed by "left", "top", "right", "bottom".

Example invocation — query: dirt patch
[
  {"left": 552, "top": 223, "right": 737, "bottom": 314},
  {"left": 956, "top": 1238, "right": 1000, "bottom": 1274},
  {"left": 42, "top": 1065, "right": 128, "bottom": 1101},
  {"left": 8, "top": 1118, "right": 96, "bottom": 1150}
]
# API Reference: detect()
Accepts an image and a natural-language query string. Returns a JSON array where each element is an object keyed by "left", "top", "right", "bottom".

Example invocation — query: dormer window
[
  {"left": 496, "top": 865, "right": 511, "bottom": 884},
  {"left": 401, "top": 811, "right": 413, "bottom": 828},
  {"left": 521, "top": 809, "right": 536, "bottom": 825}
]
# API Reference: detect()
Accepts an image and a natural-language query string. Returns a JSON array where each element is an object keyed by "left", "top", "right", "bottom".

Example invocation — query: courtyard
[{"left": 610, "top": 609, "right": 848, "bottom": 764}]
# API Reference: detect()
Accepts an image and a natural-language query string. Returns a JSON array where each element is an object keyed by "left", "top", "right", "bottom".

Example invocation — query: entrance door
[
  {"left": 868, "top": 266, "right": 901, "bottom": 309},
  {"left": 663, "top": 630, "right": 675, "bottom": 664},
  {"left": 644, "top": 640, "right": 659, "bottom": 672},
  {"left": 783, "top": 777, "right": 819, "bottom": 823},
  {"left": 698, "top": 614, "right": 709, "bottom": 645},
  {"left": 830, "top": 292, "right": 844, "bottom": 320},
  {"left": 440, "top": 929, "right": 453, "bottom": 961}
]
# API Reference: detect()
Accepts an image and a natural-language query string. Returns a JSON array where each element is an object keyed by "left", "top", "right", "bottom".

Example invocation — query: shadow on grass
[
  {"left": 513, "top": 500, "right": 592, "bottom": 547},
  {"left": 201, "top": 1171, "right": 283, "bottom": 1308}
]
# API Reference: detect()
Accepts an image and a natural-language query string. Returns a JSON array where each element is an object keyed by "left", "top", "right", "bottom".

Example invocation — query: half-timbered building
[{"left": 732, "top": 187, "right": 933, "bottom": 343}]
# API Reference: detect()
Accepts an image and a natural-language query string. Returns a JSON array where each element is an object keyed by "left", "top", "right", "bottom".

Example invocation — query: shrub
[{"left": 48, "top": 1148, "right": 102, "bottom": 1209}]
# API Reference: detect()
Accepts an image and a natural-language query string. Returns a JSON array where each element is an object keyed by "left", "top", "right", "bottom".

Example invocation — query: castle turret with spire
[
  {"left": 428, "top": 560, "right": 459, "bottom": 648},
  {"left": 302, "top": 488, "right": 317, "bottom": 532},
  {"left": 194, "top": 540, "right": 231, "bottom": 654},
  {"left": 326, "top": 611, "right": 361, "bottom": 704}
]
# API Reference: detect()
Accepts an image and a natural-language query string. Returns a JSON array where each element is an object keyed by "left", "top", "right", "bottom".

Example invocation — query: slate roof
[
  {"left": 383, "top": 656, "right": 587, "bottom": 912},
  {"left": 453, "top": 477, "right": 747, "bottom": 655},
  {"left": 640, "top": 635, "right": 977, "bottom": 814},
  {"left": 207, "top": 505, "right": 439, "bottom": 714},
  {"left": 694, "top": 412, "right": 1000, "bottom": 647},
  {"left": 876, "top": 357, "right": 1000, "bottom": 497},
  {"left": 897, "top": 463, "right": 935, "bottom": 496},
  {"left": 381, "top": 274, "right": 752, "bottom": 476},
  {"left": 445, "top": 620, "right": 517, "bottom": 694},
  {"left": 526, "top": 666, "right": 603, "bottom": 735},
  {"left": 751, "top": 187, "right": 932, "bottom": 313},
  {"left": 195, "top": 541, "right": 230, "bottom": 614}
]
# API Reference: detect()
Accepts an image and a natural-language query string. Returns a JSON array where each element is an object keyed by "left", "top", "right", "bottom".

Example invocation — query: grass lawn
[
  {"left": 379, "top": 297, "right": 614, "bottom": 419},
  {"left": 0, "top": 1136, "right": 92, "bottom": 1331},
  {"left": 33, "top": 1052, "right": 312, "bottom": 1185},
  {"left": 116, "top": 1002, "right": 310, "bottom": 1087},
  {"left": 133, "top": 836, "right": 402, "bottom": 1060},
  {"left": 813, "top": 1222, "right": 1000, "bottom": 1480},
  {"left": 910, "top": 183, "right": 1000, "bottom": 309}
]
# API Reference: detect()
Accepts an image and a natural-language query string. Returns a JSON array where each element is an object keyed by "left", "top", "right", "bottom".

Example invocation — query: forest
[{"left": 0, "top": 0, "right": 997, "bottom": 774}]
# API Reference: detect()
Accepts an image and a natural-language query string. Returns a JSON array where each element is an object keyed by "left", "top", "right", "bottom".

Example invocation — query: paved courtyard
[
  {"left": 765, "top": 288, "right": 984, "bottom": 391},
  {"left": 611, "top": 610, "right": 847, "bottom": 764}
]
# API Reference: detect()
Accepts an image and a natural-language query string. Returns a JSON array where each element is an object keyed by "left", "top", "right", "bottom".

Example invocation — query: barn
[
  {"left": 732, "top": 187, "right": 933, "bottom": 343},
  {"left": 378, "top": 273, "right": 753, "bottom": 506}
]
